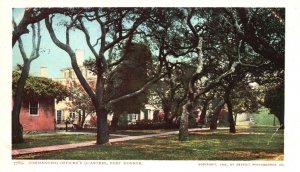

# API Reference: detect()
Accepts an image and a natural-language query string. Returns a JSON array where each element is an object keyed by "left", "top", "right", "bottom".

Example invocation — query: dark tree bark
[
  {"left": 179, "top": 99, "right": 192, "bottom": 141},
  {"left": 78, "top": 111, "right": 82, "bottom": 128},
  {"left": 224, "top": 95, "right": 236, "bottom": 133},
  {"left": 111, "top": 111, "right": 122, "bottom": 132},
  {"left": 12, "top": 61, "right": 30, "bottom": 143},
  {"left": 278, "top": 116, "right": 284, "bottom": 129},
  {"left": 76, "top": 110, "right": 87, "bottom": 128},
  {"left": 12, "top": 23, "right": 41, "bottom": 144},
  {"left": 162, "top": 101, "right": 171, "bottom": 122},
  {"left": 81, "top": 110, "right": 87, "bottom": 127},
  {"left": 162, "top": 101, "right": 174, "bottom": 129},
  {"left": 210, "top": 100, "right": 225, "bottom": 130},
  {"left": 199, "top": 101, "right": 208, "bottom": 125},
  {"left": 223, "top": 82, "right": 236, "bottom": 133},
  {"left": 96, "top": 108, "right": 109, "bottom": 144}
]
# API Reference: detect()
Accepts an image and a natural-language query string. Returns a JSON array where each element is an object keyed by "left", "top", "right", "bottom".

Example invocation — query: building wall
[
  {"left": 236, "top": 113, "right": 250, "bottom": 122},
  {"left": 53, "top": 49, "right": 96, "bottom": 125},
  {"left": 20, "top": 98, "right": 55, "bottom": 131}
]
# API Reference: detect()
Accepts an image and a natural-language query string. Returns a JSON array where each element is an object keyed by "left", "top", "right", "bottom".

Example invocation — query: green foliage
[
  {"left": 264, "top": 84, "right": 284, "bottom": 126},
  {"left": 67, "top": 82, "right": 95, "bottom": 115},
  {"left": 231, "top": 83, "right": 261, "bottom": 114},
  {"left": 107, "top": 43, "right": 152, "bottom": 113},
  {"left": 12, "top": 71, "right": 69, "bottom": 100},
  {"left": 118, "top": 115, "right": 130, "bottom": 126},
  {"left": 253, "top": 107, "right": 280, "bottom": 126}
]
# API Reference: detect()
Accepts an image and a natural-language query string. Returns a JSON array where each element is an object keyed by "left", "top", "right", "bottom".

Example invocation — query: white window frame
[
  {"left": 57, "top": 110, "right": 62, "bottom": 123},
  {"left": 29, "top": 100, "right": 39, "bottom": 116}
]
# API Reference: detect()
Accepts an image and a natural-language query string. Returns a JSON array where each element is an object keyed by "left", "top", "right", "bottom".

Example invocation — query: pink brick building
[{"left": 19, "top": 97, "right": 56, "bottom": 131}]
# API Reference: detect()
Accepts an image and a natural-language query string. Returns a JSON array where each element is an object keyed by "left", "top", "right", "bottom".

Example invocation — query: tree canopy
[
  {"left": 106, "top": 43, "right": 152, "bottom": 112},
  {"left": 264, "top": 83, "right": 284, "bottom": 128},
  {"left": 12, "top": 71, "right": 70, "bottom": 100}
]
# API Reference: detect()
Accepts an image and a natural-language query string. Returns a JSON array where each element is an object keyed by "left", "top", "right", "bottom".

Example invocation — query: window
[
  {"left": 69, "top": 70, "right": 73, "bottom": 78},
  {"left": 29, "top": 100, "right": 39, "bottom": 115},
  {"left": 57, "top": 110, "right": 63, "bottom": 124},
  {"left": 69, "top": 111, "right": 76, "bottom": 119},
  {"left": 143, "top": 109, "right": 148, "bottom": 120},
  {"left": 77, "top": 111, "right": 82, "bottom": 119}
]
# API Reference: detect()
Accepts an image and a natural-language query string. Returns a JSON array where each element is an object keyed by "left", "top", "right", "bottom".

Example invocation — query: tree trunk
[
  {"left": 200, "top": 101, "right": 208, "bottom": 125},
  {"left": 166, "top": 114, "right": 176, "bottom": 129},
  {"left": 162, "top": 101, "right": 171, "bottom": 127},
  {"left": 276, "top": 114, "right": 284, "bottom": 129},
  {"left": 210, "top": 100, "right": 225, "bottom": 130},
  {"left": 12, "top": 61, "right": 31, "bottom": 144},
  {"left": 209, "top": 114, "right": 218, "bottom": 130},
  {"left": 224, "top": 87, "right": 236, "bottom": 133},
  {"left": 179, "top": 100, "right": 192, "bottom": 141},
  {"left": 111, "top": 111, "right": 121, "bottom": 132},
  {"left": 80, "top": 110, "right": 86, "bottom": 128},
  {"left": 234, "top": 113, "right": 237, "bottom": 126},
  {"left": 96, "top": 108, "right": 109, "bottom": 144},
  {"left": 77, "top": 111, "right": 82, "bottom": 128},
  {"left": 226, "top": 99, "right": 236, "bottom": 133}
]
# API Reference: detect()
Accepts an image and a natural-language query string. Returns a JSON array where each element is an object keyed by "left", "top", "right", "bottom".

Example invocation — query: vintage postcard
[{"left": 1, "top": 0, "right": 300, "bottom": 172}]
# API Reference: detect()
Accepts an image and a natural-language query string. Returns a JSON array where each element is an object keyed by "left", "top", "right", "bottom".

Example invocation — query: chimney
[
  {"left": 40, "top": 67, "right": 48, "bottom": 78},
  {"left": 75, "top": 49, "right": 84, "bottom": 66}
]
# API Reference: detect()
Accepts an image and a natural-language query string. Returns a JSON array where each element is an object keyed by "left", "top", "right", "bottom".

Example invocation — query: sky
[{"left": 12, "top": 8, "right": 100, "bottom": 78}]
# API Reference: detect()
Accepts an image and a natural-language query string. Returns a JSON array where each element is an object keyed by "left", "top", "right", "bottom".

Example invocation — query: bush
[{"left": 253, "top": 107, "right": 280, "bottom": 126}]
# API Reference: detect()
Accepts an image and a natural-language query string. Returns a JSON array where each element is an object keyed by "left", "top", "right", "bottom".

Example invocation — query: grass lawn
[
  {"left": 12, "top": 134, "right": 97, "bottom": 149},
  {"left": 13, "top": 126, "right": 284, "bottom": 160},
  {"left": 12, "top": 129, "right": 174, "bottom": 149}
]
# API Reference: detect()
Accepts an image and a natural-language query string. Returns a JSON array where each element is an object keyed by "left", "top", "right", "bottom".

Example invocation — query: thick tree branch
[
  {"left": 17, "top": 37, "right": 28, "bottom": 61},
  {"left": 28, "top": 23, "right": 41, "bottom": 62},
  {"left": 107, "top": 73, "right": 167, "bottom": 106},
  {"left": 187, "top": 8, "right": 199, "bottom": 47},
  {"left": 66, "top": 27, "right": 70, "bottom": 45},
  {"left": 103, "top": 20, "right": 142, "bottom": 52},
  {"left": 225, "top": 8, "right": 284, "bottom": 69},
  {"left": 13, "top": 8, "right": 87, "bottom": 47},
  {"left": 78, "top": 18, "right": 99, "bottom": 57},
  {"left": 195, "top": 61, "right": 239, "bottom": 99},
  {"left": 45, "top": 16, "right": 97, "bottom": 105},
  {"left": 95, "top": 11, "right": 106, "bottom": 52},
  {"left": 237, "top": 40, "right": 271, "bottom": 68},
  {"left": 108, "top": 57, "right": 125, "bottom": 68}
]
